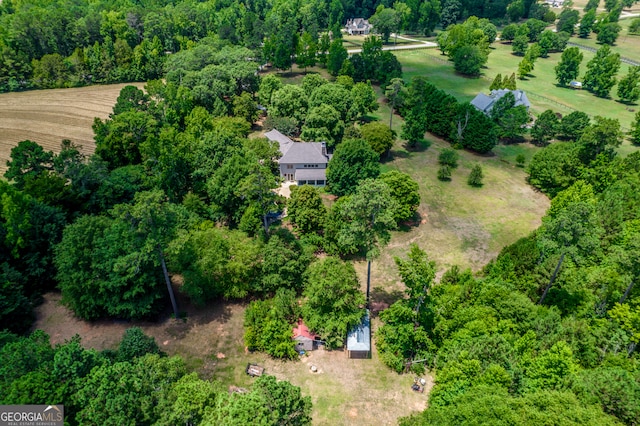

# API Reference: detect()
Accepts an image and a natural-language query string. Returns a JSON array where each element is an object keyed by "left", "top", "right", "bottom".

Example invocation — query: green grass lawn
[
  {"left": 568, "top": 18, "right": 640, "bottom": 61},
  {"left": 395, "top": 43, "right": 638, "bottom": 130}
]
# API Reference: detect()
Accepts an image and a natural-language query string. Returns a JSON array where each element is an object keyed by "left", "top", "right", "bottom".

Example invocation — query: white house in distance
[
  {"left": 264, "top": 129, "right": 331, "bottom": 187},
  {"left": 345, "top": 18, "right": 372, "bottom": 35},
  {"left": 470, "top": 89, "right": 531, "bottom": 115}
]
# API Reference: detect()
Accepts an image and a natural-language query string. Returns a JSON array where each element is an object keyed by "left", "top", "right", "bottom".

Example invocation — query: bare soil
[{"left": 0, "top": 83, "right": 144, "bottom": 174}]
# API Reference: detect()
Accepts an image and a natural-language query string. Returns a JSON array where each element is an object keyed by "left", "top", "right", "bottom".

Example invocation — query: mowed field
[
  {"left": 0, "top": 83, "right": 144, "bottom": 173},
  {"left": 396, "top": 42, "right": 638, "bottom": 130}
]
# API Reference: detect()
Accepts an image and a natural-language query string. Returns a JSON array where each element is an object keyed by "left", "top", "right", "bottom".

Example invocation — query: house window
[{"left": 287, "top": 164, "right": 294, "bottom": 169}]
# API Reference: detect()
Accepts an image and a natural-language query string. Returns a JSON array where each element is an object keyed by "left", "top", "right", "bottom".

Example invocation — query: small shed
[
  {"left": 293, "top": 320, "right": 318, "bottom": 352},
  {"left": 347, "top": 310, "right": 371, "bottom": 359}
]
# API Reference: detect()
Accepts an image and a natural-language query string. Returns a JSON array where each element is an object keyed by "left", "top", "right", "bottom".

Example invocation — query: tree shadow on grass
[
  {"left": 397, "top": 211, "right": 424, "bottom": 232},
  {"left": 370, "top": 286, "right": 405, "bottom": 316}
]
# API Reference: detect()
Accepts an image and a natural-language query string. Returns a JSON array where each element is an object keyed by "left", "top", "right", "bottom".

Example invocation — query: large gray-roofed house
[
  {"left": 264, "top": 129, "right": 331, "bottom": 186},
  {"left": 470, "top": 89, "right": 531, "bottom": 115}
]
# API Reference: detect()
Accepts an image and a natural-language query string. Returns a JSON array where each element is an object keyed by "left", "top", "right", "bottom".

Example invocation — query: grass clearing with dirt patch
[{"left": 34, "top": 292, "right": 430, "bottom": 426}]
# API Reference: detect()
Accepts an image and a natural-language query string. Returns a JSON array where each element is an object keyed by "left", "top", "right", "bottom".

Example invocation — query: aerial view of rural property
[{"left": 1, "top": 0, "right": 640, "bottom": 424}]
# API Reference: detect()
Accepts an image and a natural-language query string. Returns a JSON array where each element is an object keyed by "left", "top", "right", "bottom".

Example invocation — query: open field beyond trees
[
  {"left": 0, "top": 83, "right": 144, "bottom": 173},
  {"left": 395, "top": 41, "right": 638, "bottom": 130}
]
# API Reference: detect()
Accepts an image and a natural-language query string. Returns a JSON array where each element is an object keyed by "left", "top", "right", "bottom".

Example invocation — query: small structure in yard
[
  {"left": 293, "top": 319, "right": 318, "bottom": 352},
  {"left": 246, "top": 363, "right": 264, "bottom": 377},
  {"left": 347, "top": 310, "right": 371, "bottom": 359},
  {"left": 346, "top": 18, "right": 372, "bottom": 36},
  {"left": 569, "top": 80, "right": 583, "bottom": 89}
]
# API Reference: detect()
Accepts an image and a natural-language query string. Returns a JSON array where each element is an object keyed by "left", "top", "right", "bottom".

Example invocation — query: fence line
[{"left": 566, "top": 42, "right": 640, "bottom": 66}]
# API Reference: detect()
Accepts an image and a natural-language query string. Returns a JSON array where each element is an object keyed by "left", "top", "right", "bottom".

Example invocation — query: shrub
[
  {"left": 467, "top": 164, "right": 484, "bottom": 187},
  {"left": 117, "top": 327, "right": 160, "bottom": 361},
  {"left": 438, "top": 148, "right": 459, "bottom": 168},
  {"left": 438, "top": 165, "right": 452, "bottom": 181}
]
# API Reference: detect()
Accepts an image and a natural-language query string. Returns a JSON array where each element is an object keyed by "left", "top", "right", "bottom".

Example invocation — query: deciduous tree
[
  {"left": 287, "top": 185, "right": 326, "bottom": 235},
  {"left": 378, "top": 171, "right": 420, "bottom": 223},
  {"left": 301, "top": 257, "right": 365, "bottom": 348},
  {"left": 555, "top": 47, "right": 584, "bottom": 86},
  {"left": 583, "top": 45, "right": 621, "bottom": 98},
  {"left": 326, "top": 138, "right": 380, "bottom": 196},
  {"left": 360, "top": 121, "right": 395, "bottom": 158},
  {"left": 616, "top": 66, "right": 640, "bottom": 104},
  {"left": 531, "top": 110, "right": 560, "bottom": 145}
]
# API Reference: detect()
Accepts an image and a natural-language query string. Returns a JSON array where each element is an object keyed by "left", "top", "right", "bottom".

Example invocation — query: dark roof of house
[
  {"left": 264, "top": 129, "right": 294, "bottom": 155},
  {"left": 347, "top": 310, "right": 370, "bottom": 352},
  {"left": 470, "top": 89, "right": 531, "bottom": 114},
  {"left": 264, "top": 129, "right": 330, "bottom": 165},
  {"left": 279, "top": 142, "right": 329, "bottom": 164},
  {"left": 469, "top": 93, "right": 494, "bottom": 113}
]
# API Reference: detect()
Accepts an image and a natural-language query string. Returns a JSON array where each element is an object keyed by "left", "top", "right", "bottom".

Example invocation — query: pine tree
[
  {"left": 507, "top": 73, "right": 517, "bottom": 90},
  {"left": 631, "top": 111, "right": 640, "bottom": 146},
  {"left": 502, "top": 74, "right": 511, "bottom": 89},
  {"left": 490, "top": 73, "right": 503, "bottom": 91},
  {"left": 467, "top": 164, "right": 484, "bottom": 187},
  {"left": 437, "top": 165, "right": 452, "bottom": 181}
]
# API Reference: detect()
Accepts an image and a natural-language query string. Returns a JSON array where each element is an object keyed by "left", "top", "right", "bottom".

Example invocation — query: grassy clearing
[
  {"left": 0, "top": 83, "right": 143, "bottom": 174},
  {"left": 357, "top": 135, "right": 548, "bottom": 292},
  {"left": 570, "top": 18, "right": 640, "bottom": 60},
  {"left": 34, "top": 292, "right": 430, "bottom": 426},
  {"left": 395, "top": 43, "right": 637, "bottom": 130}
]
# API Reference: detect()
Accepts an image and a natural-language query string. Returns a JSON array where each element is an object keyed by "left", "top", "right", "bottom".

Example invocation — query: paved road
[{"left": 347, "top": 34, "right": 437, "bottom": 54}]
